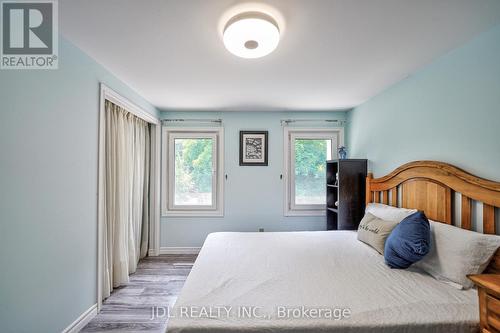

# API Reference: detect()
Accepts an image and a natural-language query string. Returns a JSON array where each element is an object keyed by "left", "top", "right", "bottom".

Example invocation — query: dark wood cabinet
[{"left": 326, "top": 159, "right": 368, "bottom": 230}]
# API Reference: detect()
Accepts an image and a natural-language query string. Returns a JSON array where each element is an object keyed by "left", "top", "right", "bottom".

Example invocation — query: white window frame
[
  {"left": 162, "top": 127, "right": 224, "bottom": 217},
  {"left": 283, "top": 127, "right": 344, "bottom": 216}
]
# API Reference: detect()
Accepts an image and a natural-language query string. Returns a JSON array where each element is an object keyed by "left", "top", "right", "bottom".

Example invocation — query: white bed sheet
[{"left": 167, "top": 231, "right": 479, "bottom": 333}]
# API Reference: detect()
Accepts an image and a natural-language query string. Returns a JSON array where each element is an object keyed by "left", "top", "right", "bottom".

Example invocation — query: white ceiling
[{"left": 60, "top": 0, "right": 500, "bottom": 111}]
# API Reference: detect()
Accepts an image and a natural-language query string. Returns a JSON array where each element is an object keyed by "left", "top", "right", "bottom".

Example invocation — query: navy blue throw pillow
[{"left": 384, "top": 211, "right": 431, "bottom": 269}]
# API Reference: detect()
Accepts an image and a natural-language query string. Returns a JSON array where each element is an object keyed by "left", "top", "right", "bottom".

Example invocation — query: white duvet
[{"left": 167, "top": 231, "right": 479, "bottom": 333}]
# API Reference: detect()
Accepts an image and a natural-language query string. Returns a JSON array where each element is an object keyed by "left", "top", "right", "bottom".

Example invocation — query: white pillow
[
  {"left": 365, "top": 203, "right": 417, "bottom": 223},
  {"left": 413, "top": 221, "right": 500, "bottom": 289}
]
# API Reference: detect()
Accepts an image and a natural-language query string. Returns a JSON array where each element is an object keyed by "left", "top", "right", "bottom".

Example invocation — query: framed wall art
[{"left": 239, "top": 131, "right": 268, "bottom": 166}]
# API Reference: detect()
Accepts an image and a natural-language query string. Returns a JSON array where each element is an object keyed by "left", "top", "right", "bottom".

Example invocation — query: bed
[{"left": 167, "top": 161, "right": 500, "bottom": 333}]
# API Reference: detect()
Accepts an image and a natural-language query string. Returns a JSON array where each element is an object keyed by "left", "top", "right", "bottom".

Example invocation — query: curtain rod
[
  {"left": 280, "top": 119, "right": 345, "bottom": 126},
  {"left": 162, "top": 118, "right": 222, "bottom": 124},
  {"left": 162, "top": 118, "right": 343, "bottom": 125}
]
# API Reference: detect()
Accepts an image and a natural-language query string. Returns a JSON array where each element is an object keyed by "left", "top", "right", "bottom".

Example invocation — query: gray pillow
[
  {"left": 413, "top": 221, "right": 500, "bottom": 289},
  {"left": 357, "top": 213, "right": 399, "bottom": 254}
]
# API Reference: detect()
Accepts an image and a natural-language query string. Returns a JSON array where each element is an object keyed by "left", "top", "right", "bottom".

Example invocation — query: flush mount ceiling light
[{"left": 223, "top": 11, "right": 280, "bottom": 59}]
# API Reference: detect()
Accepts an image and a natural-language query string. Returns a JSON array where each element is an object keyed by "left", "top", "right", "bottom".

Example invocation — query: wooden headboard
[{"left": 365, "top": 161, "right": 500, "bottom": 273}]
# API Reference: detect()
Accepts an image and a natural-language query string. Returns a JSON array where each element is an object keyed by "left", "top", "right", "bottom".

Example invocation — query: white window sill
[
  {"left": 162, "top": 211, "right": 224, "bottom": 218},
  {"left": 284, "top": 210, "right": 326, "bottom": 217}
]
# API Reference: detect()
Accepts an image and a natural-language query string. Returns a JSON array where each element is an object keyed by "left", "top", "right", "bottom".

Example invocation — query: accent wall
[{"left": 160, "top": 111, "right": 348, "bottom": 248}]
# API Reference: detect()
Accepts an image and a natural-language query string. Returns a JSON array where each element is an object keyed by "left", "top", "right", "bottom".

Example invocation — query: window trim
[
  {"left": 283, "top": 127, "right": 344, "bottom": 217},
  {"left": 162, "top": 127, "right": 224, "bottom": 217}
]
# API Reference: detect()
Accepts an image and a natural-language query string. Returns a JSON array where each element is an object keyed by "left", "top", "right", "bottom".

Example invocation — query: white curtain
[{"left": 103, "top": 100, "right": 150, "bottom": 299}]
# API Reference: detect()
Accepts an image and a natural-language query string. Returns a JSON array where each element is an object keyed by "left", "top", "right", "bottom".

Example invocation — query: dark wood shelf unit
[{"left": 326, "top": 159, "right": 368, "bottom": 230}]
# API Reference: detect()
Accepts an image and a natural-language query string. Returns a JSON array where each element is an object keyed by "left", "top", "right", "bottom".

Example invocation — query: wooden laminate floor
[{"left": 81, "top": 254, "right": 197, "bottom": 333}]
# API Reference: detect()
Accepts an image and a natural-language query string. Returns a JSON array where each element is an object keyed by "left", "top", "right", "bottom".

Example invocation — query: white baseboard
[
  {"left": 148, "top": 248, "right": 159, "bottom": 256},
  {"left": 159, "top": 247, "right": 201, "bottom": 254},
  {"left": 61, "top": 303, "right": 97, "bottom": 333}
]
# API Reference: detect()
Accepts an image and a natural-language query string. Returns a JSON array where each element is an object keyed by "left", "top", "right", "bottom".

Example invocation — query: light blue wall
[
  {"left": 0, "top": 37, "right": 158, "bottom": 333},
  {"left": 348, "top": 24, "right": 500, "bottom": 181},
  {"left": 4, "top": 19, "right": 499, "bottom": 333},
  {"left": 160, "top": 111, "right": 347, "bottom": 247}
]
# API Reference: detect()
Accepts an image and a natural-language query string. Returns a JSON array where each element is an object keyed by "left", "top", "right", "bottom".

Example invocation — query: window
[
  {"left": 284, "top": 128, "right": 342, "bottom": 216},
  {"left": 162, "top": 128, "right": 224, "bottom": 216}
]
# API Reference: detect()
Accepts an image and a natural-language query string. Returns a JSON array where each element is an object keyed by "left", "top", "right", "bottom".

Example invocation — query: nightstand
[{"left": 468, "top": 274, "right": 500, "bottom": 333}]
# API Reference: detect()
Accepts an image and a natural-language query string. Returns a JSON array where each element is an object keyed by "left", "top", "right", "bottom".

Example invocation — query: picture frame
[{"left": 239, "top": 131, "right": 268, "bottom": 166}]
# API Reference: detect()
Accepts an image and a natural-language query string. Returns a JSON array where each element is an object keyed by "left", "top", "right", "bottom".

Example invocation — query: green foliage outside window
[
  {"left": 294, "top": 139, "right": 328, "bottom": 198},
  {"left": 175, "top": 139, "right": 213, "bottom": 195}
]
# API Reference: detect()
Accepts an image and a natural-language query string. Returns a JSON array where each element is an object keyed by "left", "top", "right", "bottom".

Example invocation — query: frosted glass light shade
[{"left": 223, "top": 12, "right": 280, "bottom": 59}]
